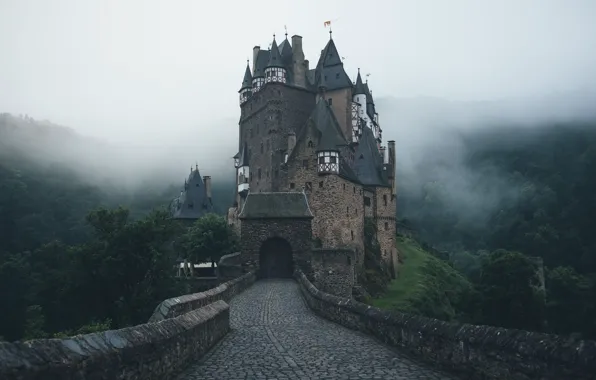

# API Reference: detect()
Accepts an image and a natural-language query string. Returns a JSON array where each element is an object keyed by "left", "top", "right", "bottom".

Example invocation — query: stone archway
[{"left": 259, "top": 237, "right": 293, "bottom": 279}]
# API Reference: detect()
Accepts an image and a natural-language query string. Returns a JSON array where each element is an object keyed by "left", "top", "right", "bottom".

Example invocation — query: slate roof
[
  {"left": 313, "top": 38, "right": 352, "bottom": 91},
  {"left": 311, "top": 99, "right": 347, "bottom": 150},
  {"left": 354, "top": 126, "right": 388, "bottom": 187},
  {"left": 171, "top": 168, "right": 213, "bottom": 219},
  {"left": 239, "top": 63, "right": 252, "bottom": 91},
  {"left": 239, "top": 192, "right": 314, "bottom": 219},
  {"left": 267, "top": 39, "right": 283, "bottom": 68},
  {"left": 253, "top": 50, "right": 270, "bottom": 78},
  {"left": 279, "top": 37, "right": 293, "bottom": 66},
  {"left": 354, "top": 70, "right": 366, "bottom": 95}
]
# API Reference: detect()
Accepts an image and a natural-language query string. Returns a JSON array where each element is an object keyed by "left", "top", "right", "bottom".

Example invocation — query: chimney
[
  {"left": 252, "top": 46, "right": 260, "bottom": 73},
  {"left": 291, "top": 35, "right": 306, "bottom": 87},
  {"left": 287, "top": 132, "right": 296, "bottom": 157},
  {"left": 203, "top": 176, "right": 212, "bottom": 199}
]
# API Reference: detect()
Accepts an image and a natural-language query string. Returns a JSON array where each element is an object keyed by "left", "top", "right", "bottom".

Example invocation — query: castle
[
  {"left": 170, "top": 165, "right": 213, "bottom": 223},
  {"left": 227, "top": 32, "right": 398, "bottom": 281}
]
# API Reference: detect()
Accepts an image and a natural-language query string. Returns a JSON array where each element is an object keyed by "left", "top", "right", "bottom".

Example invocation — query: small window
[
  {"left": 258, "top": 168, "right": 262, "bottom": 179},
  {"left": 351, "top": 230, "right": 354, "bottom": 240},
  {"left": 343, "top": 183, "right": 346, "bottom": 190},
  {"left": 302, "top": 159, "right": 309, "bottom": 169},
  {"left": 383, "top": 194, "right": 388, "bottom": 206},
  {"left": 327, "top": 98, "right": 333, "bottom": 106},
  {"left": 260, "top": 142, "right": 264, "bottom": 154},
  {"left": 385, "top": 222, "right": 389, "bottom": 231},
  {"left": 353, "top": 186, "right": 356, "bottom": 194},
  {"left": 364, "top": 196, "right": 371, "bottom": 206},
  {"left": 335, "top": 73, "right": 340, "bottom": 79},
  {"left": 347, "top": 256, "right": 351, "bottom": 265},
  {"left": 290, "top": 182, "right": 295, "bottom": 189},
  {"left": 308, "top": 140, "right": 313, "bottom": 148},
  {"left": 319, "top": 181, "right": 324, "bottom": 188},
  {"left": 346, "top": 206, "right": 349, "bottom": 216}
]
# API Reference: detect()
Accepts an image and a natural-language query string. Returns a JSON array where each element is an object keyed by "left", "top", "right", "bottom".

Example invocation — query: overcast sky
[{"left": 1, "top": 0, "right": 596, "bottom": 146}]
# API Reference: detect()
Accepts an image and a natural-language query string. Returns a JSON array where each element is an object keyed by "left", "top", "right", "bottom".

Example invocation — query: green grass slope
[{"left": 371, "top": 235, "right": 477, "bottom": 322}]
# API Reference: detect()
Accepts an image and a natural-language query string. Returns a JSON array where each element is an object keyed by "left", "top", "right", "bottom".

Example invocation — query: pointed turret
[
  {"left": 239, "top": 61, "right": 253, "bottom": 105},
  {"left": 265, "top": 36, "right": 287, "bottom": 84},
  {"left": 171, "top": 165, "right": 214, "bottom": 221},
  {"left": 354, "top": 69, "right": 366, "bottom": 95}
]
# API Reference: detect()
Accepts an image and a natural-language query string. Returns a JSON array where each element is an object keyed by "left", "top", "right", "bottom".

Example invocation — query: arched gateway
[
  {"left": 259, "top": 237, "right": 293, "bottom": 278},
  {"left": 238, "top": 192, "right": 313, "bottom": 277}
]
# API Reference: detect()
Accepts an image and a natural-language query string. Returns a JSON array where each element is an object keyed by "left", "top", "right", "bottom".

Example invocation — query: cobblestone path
[{"left": 178, "top": 279, "right": 458, "bottom": 380}]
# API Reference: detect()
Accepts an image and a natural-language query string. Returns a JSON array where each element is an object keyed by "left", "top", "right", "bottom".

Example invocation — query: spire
[
  {"left": 267, "top": 37, "right": 283, "bottom": 68},
  {"left": 240, "top": 60, "right": 252, "bottom": 90},
  {"left": 354, "top": 68, "right": 366, "bottom": 95}
]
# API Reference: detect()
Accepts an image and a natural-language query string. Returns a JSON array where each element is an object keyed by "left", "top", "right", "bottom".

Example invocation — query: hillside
[{"left": 372, "top": 235, "right": 476, "bottom": 322}]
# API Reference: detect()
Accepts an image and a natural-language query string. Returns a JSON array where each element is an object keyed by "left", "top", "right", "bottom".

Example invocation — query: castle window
[
  {"left": 260, "top": 142, "right": 264, "bottom": 154},
  {"left": 308, "top": 140, "right": 313, "bottom": 148},
  {"left": 347, "top": 256, "right": 351, "bottom": 265},
  {"left": 385, "top": 222, "right": 389, "bottom": 231},
  {"left": 319, "top": 181, "right": 324, "bottom": 188},
  {"left": 258, "top": 168, "right": 262, "bottom": 179},
  {"left": 383, "top": 194, "right": 388, "bottom": 206},
  {"left": 327, "top": 98, "right": 333, "bottom": 106},
  {"left": 335, "top": 73, "right": 340, "bottom": 79},
  {"left": 364, "top": 196, "right": 371, "bottom": 206},
  {"left": 351, "top": 230, "right": 354, "bottom": 240},
  {"left": 290, "top": 182, "right": 295, "bottom": 189},
  {"left": 346, "top": 206, "right": 349, "bottom": 216},
  {"left": 343, "top": 183, "right": 345, "bottom": 190},
  {"left": 302, "top": 159, "right": 309, "bottom": 169},
  {"left": 353, "top": 186, "right": 356, "bottom": 194},
  {"left": 305, "top": 182, "right": 312, "bottom": 191}
]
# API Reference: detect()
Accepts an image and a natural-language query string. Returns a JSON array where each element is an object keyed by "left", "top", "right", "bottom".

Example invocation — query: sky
[{"left": 1, "top": 0, "right": 596, "bottom": 147}]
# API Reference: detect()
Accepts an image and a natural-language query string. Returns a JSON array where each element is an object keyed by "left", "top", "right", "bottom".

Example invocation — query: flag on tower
[{"left": 324, "top": 20, "right": 331, "bottom": 27}]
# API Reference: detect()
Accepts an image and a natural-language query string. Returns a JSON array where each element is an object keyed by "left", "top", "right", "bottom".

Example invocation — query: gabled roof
[
  {"left": 239, "top": 192, "right": 313, "bottom": 219},
  {"left": 239, "top": 63, "right": 252, "bottom": 91},
  {"left": 172, "top": 168, "right": 213, "bottom": 219},
  {"left": 267, "top": 38, "right": 283, "bottom": 68},
  {"left": 354, "top": 127, "right": 388, "bottom": 187}
]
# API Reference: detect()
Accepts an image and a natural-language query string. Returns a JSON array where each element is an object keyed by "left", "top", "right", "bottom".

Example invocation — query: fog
[{"left": 1, "top": 0, "right": 596, "bottom": 208}]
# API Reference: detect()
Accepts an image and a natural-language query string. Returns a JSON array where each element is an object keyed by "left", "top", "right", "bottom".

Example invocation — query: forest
[{"left": 1, "top": 114, "right": 595, "bottom": 341}]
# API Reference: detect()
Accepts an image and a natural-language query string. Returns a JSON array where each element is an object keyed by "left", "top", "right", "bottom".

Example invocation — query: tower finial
[
  {"left": 273, "top": 33, "right": 276, "bottom": 41},
  {"left": 329, "top": 28, "right": 332, "bottom": 39},
  {"left": 284, "top": 25, "right": 288, "bottom": 38}
]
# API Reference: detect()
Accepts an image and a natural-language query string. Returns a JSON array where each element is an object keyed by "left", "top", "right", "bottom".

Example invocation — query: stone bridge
[{"left": 1, "top": 270, "right": 595, "bottom": 380}]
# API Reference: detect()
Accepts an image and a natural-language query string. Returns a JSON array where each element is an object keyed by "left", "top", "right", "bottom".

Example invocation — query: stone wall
[
  {"left": 0, "top": 301, "right": 230, "bottom": 380},
  {"left": 374, "top": 186, "right": 397, "bottom": 270},
  {"left": 311, "top": 248, "right": 355, "bottom": 297},
  {"left": 295, "top": 269, "right": 596, "bottom": 380},
  {"left": 217, "top": 251, "right": 245, "bottom": 282},
  {"left": 149, "top": 271, "right": 256, "bottom": 322},
  {"left": 240, "top": 218, "right": 312, "bottom": 276},
  {"left": 286, "top": 123, "right": 365, "bottom": 266}
]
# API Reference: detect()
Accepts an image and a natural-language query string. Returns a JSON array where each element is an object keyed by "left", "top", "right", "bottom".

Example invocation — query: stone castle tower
[{"left": 227, "top": 32, "right": 398, "bottom": 276}]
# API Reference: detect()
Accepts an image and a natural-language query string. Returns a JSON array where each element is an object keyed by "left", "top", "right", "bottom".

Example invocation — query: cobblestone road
[{"left": 178, "top": 279, "right": 458, "bottom": 380}]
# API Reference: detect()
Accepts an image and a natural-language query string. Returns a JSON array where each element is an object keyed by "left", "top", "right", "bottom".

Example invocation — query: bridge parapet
[
  {"left": 295, "top": 269, "right": 596, "bottom": 380},
  {"left": 0, "top": 300, "right": 229, "bottom": 380},
  {"left": 149, "top": 271, "right": 256, "bottom": 322}
]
